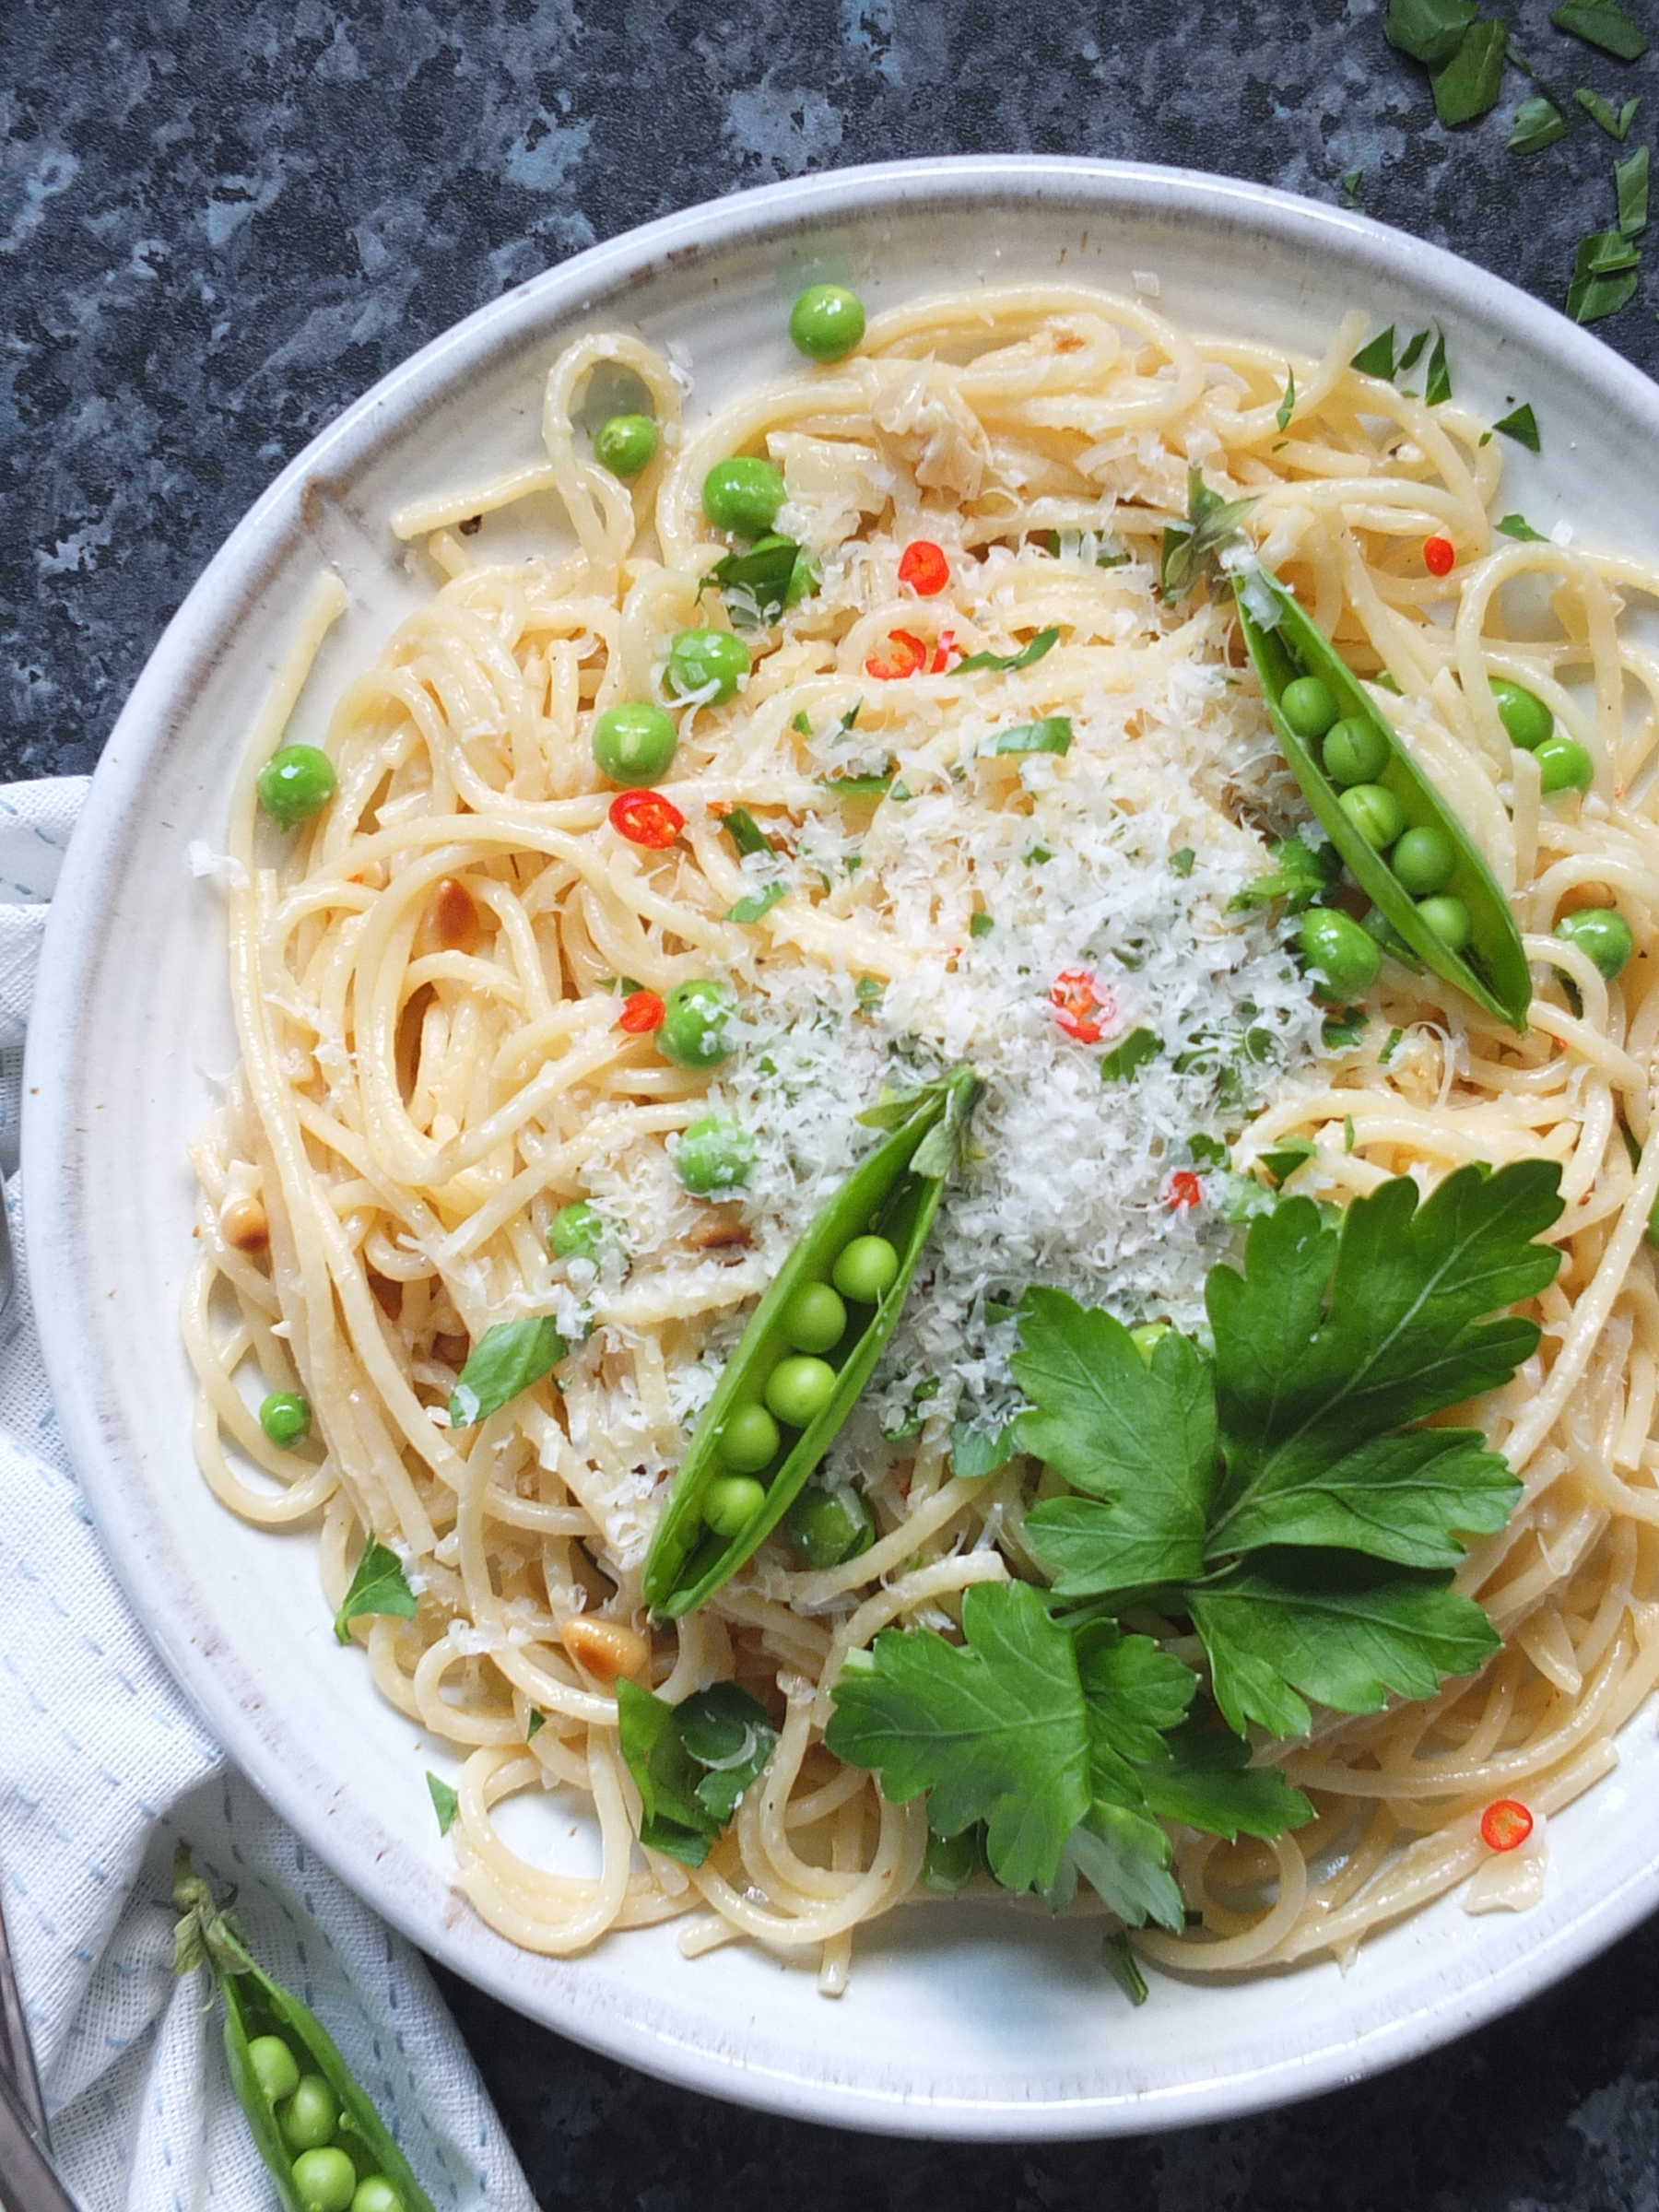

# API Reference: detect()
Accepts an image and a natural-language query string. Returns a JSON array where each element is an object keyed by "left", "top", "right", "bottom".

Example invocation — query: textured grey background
[{"left": 9, "top": 0, "right": 1659, "bottom": 2203}]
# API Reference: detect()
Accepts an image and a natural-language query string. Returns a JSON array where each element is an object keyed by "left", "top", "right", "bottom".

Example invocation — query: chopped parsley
[
  {"left": 726, "top": 880, "right": 786, "bottom": 924},
  {"left": 1551, "top": 0, "right": 1647, "bottom": 60},
  {"left": 1510, "top": 94, "right": 1569, "bottom": 151},
  {"left": 1576, "top": 87, "right": 1641, "bottom": 138},
  {"left": 617, "top": 1679, "right": 777, "bottom": 1865},
  {"left": 1100, "top": 1028, "right": 1159, "bottom": 1084},
  {"left": 1424, "top": 326, "right": 1453, "bottom": 405},
  {"left": 426, "top": 1772, "right": 460, "bottom": 1835},
  {"left": 1498, "top": 512, "right": 1548, "bottom": 541},
  {"left": 1618, "top": 142, "right": 1650, "bottom": 233},
  {"left": 954, "top": 627, "right": 1061, "bottom": 676},
  {"left": 1161, "top": 467, "right": 1256, "bottom": 600},
  {"left": 333, "top": 1537, "right": 418, "bottom": 1645},
  {"left": 1492, "top": 402, "right": 1541, "bottom": 450},
  {"left": 1277, "top": 367, "right": 1296, "bottom": 432},
  {"left": 450, "top": 1316, "right": 566, "bottom": 1429}
]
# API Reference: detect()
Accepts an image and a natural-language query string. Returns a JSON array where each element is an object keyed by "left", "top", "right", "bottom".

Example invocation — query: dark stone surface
[{"left": 9, "top": 0, "right": 1659, "bottom": 2200}]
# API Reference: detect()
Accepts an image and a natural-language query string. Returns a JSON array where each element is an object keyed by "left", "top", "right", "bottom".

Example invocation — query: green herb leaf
[
  {"left": 677, "top": 1682, "right": 779, "bottom": 1824},
  {"left": 1204, "top": 1166, "right": 1561, "bottom": 1565},
  {"left": 817, "top": 761, "right": 896, "bottom": 799},
  {"left": 1171, "top": 846, "right": 1196, "bottom": 877},
  {"left": 1189, "top": 1552, "right": 1504, "bottom": 1738},
  {"left": 1432, "top": 18, "right": 1507, "bottom": 125},
  {"left": 1576, "top": 85, "right": 1641, "bottom": 135},
  {"left": 1552, "top": 0, "right": 1647, "bottom": 59},
  {"left": 1510, "top": 93, "right": 1569, "bottom": 148},
  {"left": 1397, "top": 328, "right": 1431, "bottom": 372},
  {"left": 616, "top": 1677, "right": 717, "bottom": 1865},
  {"left": 969, "top": 910, "right": 995, "bottom": 939},
  {"left": 1134, "top": 1716, "right": 1315, "bottom": 1841},
  {"left": 1618, "top": 141, "right": 1651, "bottom": 232},
  {"left": 1277, "top": 367, "right": 1297, "bottom": 431},
  {"left": 1323, "top": 1008, "right": 1370, "bottom": 1049},
  {"left": 526, "top": 1709, "right": 546, "bottom": 1737},
  {"left": 1260, "top": 1135, "right": 1317, "bottom": 1188},
  {"left": 718, "top": 806, "right": 772, "bottom": 857},
  {"left": 1498, "top": 512, "right": 1548, "bottom": 540},
  {"left": 449, "top": 1316, "right": 567, "bottom": 1428},
  {"left": 712, "top": 535, "right": 802, "bottom": 626},
  {"left": 1567, "top": 226, "right": 1642, "bottom": 319},
  {"left": 1227, "top": 836, "right": 1342, "bottom": 915},
  {"left": 1340, "top": 170, "right": 1365, "bottom": 208},
  {"left": 953, "top": 626, "right": 1062, "bottom": 675},
  {"left": 426, "top": 1771, "right": 459, "bottom": 1836},
  {"left": 1386, "top": 0, "right": 1479, "bottom": 64},
  {"left": 726, "top": 879, "right": 786, "bottom": 924},
  {"left": 950, "top": 1417, "right": 1021, "bottom": 1477},
  {"left": 333, "top": 1536, "right": 418, "bottom": 1644},
  {"left": 1424, "top": 325, "right": 1453, "bottom": 405},
  {"left": 1492, "top": 402, "right": 1541, "bottom": 449},
  {"left": 826, "top": 1581, "right": 1091, "bottom": 1893},
  {"left": 1161, "top": 468, "right": 1257, "bottom": 600},
  {"left": 984, "top": 715, "right": 1073, "bottom": 758},
  {"left": 1350, "top": 325, "right": 1398, "bottom": 378},
  {"left": 1016, "top": 1290, "right": 1217, "bottom": 1596},
  {"left": 1100, "top": 1027, "right": 1160, "bottom": 1083}
]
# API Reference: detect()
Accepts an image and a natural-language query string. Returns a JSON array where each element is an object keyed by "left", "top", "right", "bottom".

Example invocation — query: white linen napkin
[{"left": 0, "top": 779, "right": 538, "bottom": 2212}]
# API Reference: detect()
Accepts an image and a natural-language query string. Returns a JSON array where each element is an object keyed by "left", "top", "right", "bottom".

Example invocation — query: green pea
[
  {"left": 764, "top": 1355, "right": 838, "bottom": 1430},
  {"left": 1298, "top": 908, "right": 1382, "bottom": 1001},
  {"left": 1390, "top": 824, "right": 1456, "bottom": 897},
  {"left": 1280, "top": 676, "right": 1339, "bottom": 740},
  {"left": 1128, "top": 1322, "right": 1169, "bottom": 1363},
  {"left": 349, "top": 2183, "right": 406, "bottom": 2212},
  {"left": 1489, "top": 676, "right": 1554, "bottom": 751},
  {"left": 1416, "top": 893, "right": 1472, "bottom": 952},
  {"left": 719, "top": 1403, "right": 781, "bottom": 1474},
  {"left": 594, "top": 412, "right": 657, "bottom": 479},
  {"left": 789, "top": 283, "right": 866, "bottom": 361},
  {"left": 292, "top": 2147, "right": 358, "bottom": 2212},
  {"left": 784, "top": 1483, "right": 876, "bottom": 1569},
  {"left": 782, "top": 1281, "right": 847, "bottom": 1355},
  {"left": 704, "top": 1474, "right": 767, "bottom": 1538},
  {"left": 675, "top": 1114, "right": 756, "bottom": 1195},
  {"left": 593, "top": 702, "right": 677, "bottom": 786},
  {"left": 702, "top": 457, "right": 786, "bottom": 537},
  {"left": 920, "top": 1827, "right": 979, "bottom": 1891},
  {"left": 658, "top": 979, "right": 736, "bottom": 1070},
  {"left": 1535, "top": 735, "right": 1594, "bottom": 795},
  {"left": 1337, "top": 782, "right": 1406, "bottom": 852},
  {"left": 1322, "top": 716, "right": 1390, "bottom": 787},
  {"left": 665, "top": 627, "right": 751, "bottom": 704},
  {"left": 549, "top": 1199, "right": 607, "bottom": 1262},
  {"left": 258, "top": 745, "right": 337, "bottom": 830},
  {"left": 279, "top": 2075, "right": 339, "bottom": 2153},
  {"left": 258, "top": 1392, "right": 311, "bottom": 1450},
  {"left": 246, "top": 2033, "right": 301, "bottom": 2105},
  {"left": 831, "top": 1233, "right": 900, "bottom": 1305},
  {"left": 350, "top": 2183, "right": 406, "bottom": 2212},
  {"left": 1555, "top": 907, "right": 1634, "bottom": 981}
]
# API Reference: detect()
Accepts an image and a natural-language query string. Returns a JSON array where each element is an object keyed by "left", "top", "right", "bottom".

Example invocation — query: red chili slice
[
  {"left": 1479, "top": 1798, "right": 1534, "bottom": 1853},
  {"left": 899, "top": 540, "right": 950, "bottom": 596},
  {"left": 929, "top": 629, "right": 959, "bottom": 674},
  {"left": 608, "top": 790, "right": 684, "bottom": 848},
  {"left": 1049, "top": 968, "right": 1115, "bottom": 1045},
  {"left": 1165, "top": 1171, "right": 1203, "bottom": 1212},
  {"left": 865, "top": 629, "right": 929, "bottom": 680},
  {"left": 618, "top": 989, "right": 665, "bottom": 1033},
  {"left": 1423, "top": 535, "right": 1455, "bottom": 578}
]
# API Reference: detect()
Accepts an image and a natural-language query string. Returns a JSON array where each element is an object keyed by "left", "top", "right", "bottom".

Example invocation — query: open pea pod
[
  {"left": 1235, "top": 571, "right": 1532, "bottom": 1035},
  {"left": 172, "top": 1852, "right": 435, "bottom": 2212},
  {"left": 642, "top": 1065, "right": 982, "bottom": 1617},
  {"left": 223, "top": 1963, "right": 437, "bottom": 2212}
]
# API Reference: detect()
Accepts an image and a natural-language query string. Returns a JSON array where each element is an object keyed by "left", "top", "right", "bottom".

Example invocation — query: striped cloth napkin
[{"left": 0, "top": 778, "right": 537, "bottom": 2212}]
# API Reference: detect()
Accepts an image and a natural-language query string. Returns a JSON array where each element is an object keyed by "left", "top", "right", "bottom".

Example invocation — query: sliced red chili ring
[
  {"left": 1165, "top": 1170, "right": 1203, "bottom": 1211},
  {"left": 899, "top": 540, "right": 950, "bottom": 596},
  {"left": 1049, "top": 967, "right": 1114, "bottom": 1045},
  {"left": 618, "top": 989, "right": 666, "bottom": 1033},
  {"left": 1478, "top": 1797, "right": 1534, "bottom": 1852},
  {"left": 865, "top": 629, "right": 929, "bottom": 681},
  {"left": 608, "top": 789, "right": 685, "bottom": 848}
]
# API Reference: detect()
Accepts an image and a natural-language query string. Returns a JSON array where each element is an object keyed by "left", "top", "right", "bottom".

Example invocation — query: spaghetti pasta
[{"left": 187, "top": 281, "right": 1659, "bottom": 1990}]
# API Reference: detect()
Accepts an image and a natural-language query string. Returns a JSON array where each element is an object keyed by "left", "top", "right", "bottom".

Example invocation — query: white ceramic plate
[{"left": 28, "top": 157, "right": 1659, "bottom": 2139}]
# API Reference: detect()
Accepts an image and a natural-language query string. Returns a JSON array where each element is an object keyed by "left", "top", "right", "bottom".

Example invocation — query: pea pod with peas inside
[
  {"left": 171, "top": 1852, "right": 433, "bottom": 2212},
  {"left": 641, "top": 1065, "right": 982, "bottom": 1617},
  {"left": 1234, "top": 571, "right": 1532, "bottom": 1035}
]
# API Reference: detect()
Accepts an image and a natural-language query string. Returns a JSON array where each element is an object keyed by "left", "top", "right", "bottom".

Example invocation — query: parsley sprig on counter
[{"left": 827, "top": 1162, "right": 1562, "bottom": 1924}]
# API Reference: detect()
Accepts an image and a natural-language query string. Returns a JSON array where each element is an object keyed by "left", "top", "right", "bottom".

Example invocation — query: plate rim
[{"left": 25, "top": 152, "right": 1659, "bottom": 2140}]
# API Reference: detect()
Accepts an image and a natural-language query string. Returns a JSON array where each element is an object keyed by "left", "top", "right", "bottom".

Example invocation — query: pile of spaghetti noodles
[{"left": 186, "top": 284, "right": 1659, "bottom": 1992}]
